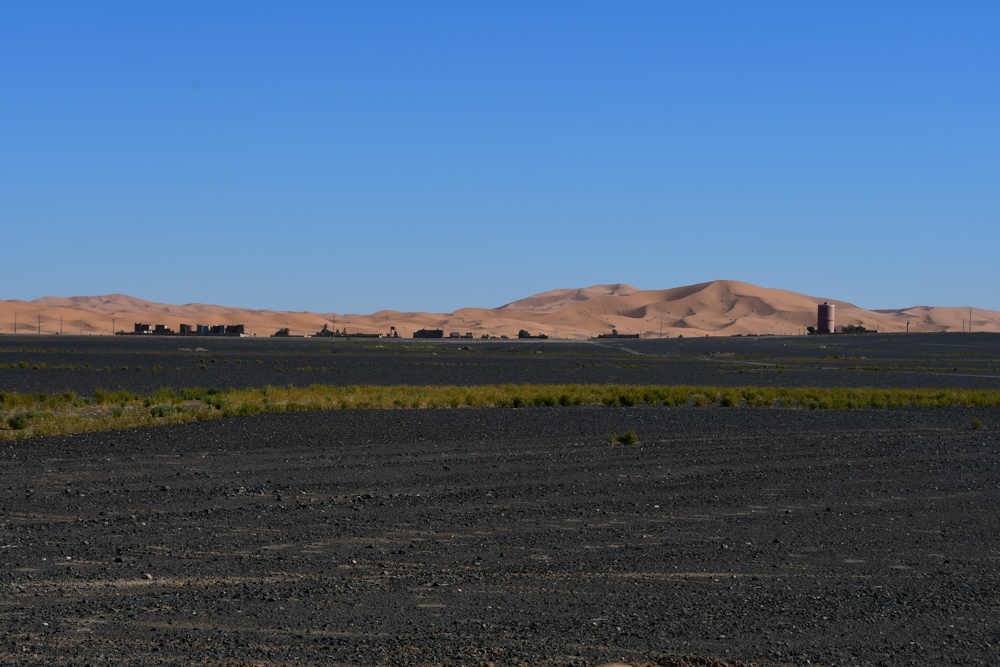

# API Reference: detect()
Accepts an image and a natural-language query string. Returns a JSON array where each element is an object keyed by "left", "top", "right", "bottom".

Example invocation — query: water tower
[{"left": 817, "top": 302, "right": 835, "bottom": 334}]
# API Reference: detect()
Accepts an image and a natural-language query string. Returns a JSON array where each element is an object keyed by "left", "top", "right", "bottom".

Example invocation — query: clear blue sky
[{"left": 3, "top": 2, "right": 997, "bottom": 313}]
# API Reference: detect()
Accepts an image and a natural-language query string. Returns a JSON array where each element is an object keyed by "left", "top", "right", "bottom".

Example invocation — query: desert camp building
[
  {"left": 413, "top": 329, "right": 444, "bottom": 338},
  {"left": 125, "top": 323, "right": 247, "bottom": 336}
]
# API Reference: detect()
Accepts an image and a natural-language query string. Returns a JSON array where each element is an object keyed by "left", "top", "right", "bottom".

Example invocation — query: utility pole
[
  {"left": 13, "top": 312, "right": 16, "bottom": 334},
  {"left": 970, "top": 307, "right": 973, "bottom": 333},
  {"left": 60, "top": 316, "right": 63, "bottom": 335},
  {"left": 81, "top": 319, "right": 84, "bottom": 335},
  {"left": 112, "top": 318, "right": 115, "bottom": 336},
  {"left": 38, "top": 314, "right": 41, "bottom": 334},
  {"left": 659, "top": 314, "right": 663, "bottom": 339}
]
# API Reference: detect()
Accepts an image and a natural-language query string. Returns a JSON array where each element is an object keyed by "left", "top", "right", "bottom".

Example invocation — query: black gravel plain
[
  {"left": 2, "top": 407, "right": 1000, "bottom": 666},
  {"left": 1, "top": 332, "right": 1000, "bottom": 396},
  {"left": 2, "top": 334, "right": 1000, "bottom": 666}
]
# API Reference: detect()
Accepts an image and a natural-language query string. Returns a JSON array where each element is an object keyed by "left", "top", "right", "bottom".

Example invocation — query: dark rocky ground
[
  {"left": 1, "top": 406, "right": 999, "bottom": 666},
  {"left": 1, "top": 332, "right": 1000, "bottom": 396}
]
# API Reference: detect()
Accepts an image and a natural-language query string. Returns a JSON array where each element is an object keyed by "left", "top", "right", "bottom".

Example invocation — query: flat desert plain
[
  {"left": 4, "top": 331, "right": 1000, "bottom": 397},
  {"left": 1, "top": 334, "right": 999, "bottom": 666}
]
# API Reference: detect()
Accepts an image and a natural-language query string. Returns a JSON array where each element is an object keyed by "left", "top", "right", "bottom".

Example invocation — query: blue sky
[{"left": 2, "top": 2, "right": 997, "bottom": 313}]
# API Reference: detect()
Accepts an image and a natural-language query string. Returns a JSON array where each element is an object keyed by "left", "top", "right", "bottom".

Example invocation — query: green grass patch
[{"left": 2, "top": 383, "right": 1000, "bottom": 440}]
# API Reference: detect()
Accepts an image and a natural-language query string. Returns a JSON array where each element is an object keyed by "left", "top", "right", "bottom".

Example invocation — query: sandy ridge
[{"left": 5, "top": 280, "right": 999, "bottom": 338}]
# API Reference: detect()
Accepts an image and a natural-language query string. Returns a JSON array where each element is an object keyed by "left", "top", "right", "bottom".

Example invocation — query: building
[
  {"left": 413, "top": 329, "right": 444, "bottom": 338},
  {"left": 594, "top": 329, "right": 639, "bottom": 339},
  {"left": 518, "top": 330, "right": 549, "bottom": 340},
  {"left": 133, "top": 323, "right": 175, "bottom": 335},
  {"left": 127, "top": 323, "right": 249, "bottom": 337},
  {"left": 817, "top": 303, "right": 835, "bottom": 334}
]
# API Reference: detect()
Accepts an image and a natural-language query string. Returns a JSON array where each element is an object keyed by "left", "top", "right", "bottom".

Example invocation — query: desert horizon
[
  {"left": 2, "top": 279, "right": 997, "bottom": 339},
  {"left": 7, "top": 4, "right": 999, "bottom": 666}
]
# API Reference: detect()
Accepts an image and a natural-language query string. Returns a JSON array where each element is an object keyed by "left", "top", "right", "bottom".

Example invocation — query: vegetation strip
[{"left": 2, "top": 384, "right": 999, "bottom": 440}]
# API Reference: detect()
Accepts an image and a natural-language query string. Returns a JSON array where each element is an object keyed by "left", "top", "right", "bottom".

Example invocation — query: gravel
[
  {"left": 1, "top": 406, "right": 998, "bottom": 665},
  {"left": 2, "top": 332, "right": 1000, "bottom": 396}
]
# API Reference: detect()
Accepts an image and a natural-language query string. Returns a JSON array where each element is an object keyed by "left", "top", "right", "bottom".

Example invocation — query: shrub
[
  {"left": 205, "top": 396, "right": 229, "bottom": 410},
  {"left": 742, "top": 388, "right": 769, "bottom": 407},
  {"left": 152, "top": 388, "right": 177, "bottom": 403},
  {"left": 615, "top": 430, "right": 638, "bottom": 445},
  {"left": 8, "top": 413, "right": 30, "bottom": 430},
  {"left": 113, "top": 390, "right": 138, "bottom": 403},
  {"left": 232, "top": 402, "right": 264, "bottom": 416},
  {"left": 972, "top": 418, "right": 983, "bottom": 430},
  {"left": 150, "top": 405, "right": 182, "bottom": 418}
]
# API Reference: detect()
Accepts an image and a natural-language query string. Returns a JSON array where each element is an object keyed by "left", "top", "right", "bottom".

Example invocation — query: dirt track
[{"left": 2, "top": 406, "right": 998, "bottom": 666}]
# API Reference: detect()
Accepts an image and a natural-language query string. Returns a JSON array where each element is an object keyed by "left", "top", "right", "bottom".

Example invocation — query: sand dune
[
  {"left": 2, "top": 280, "right": 998, "bottom": 338},
  {"left": 499, "top": 283, "right": 639, "bottom": 313}
]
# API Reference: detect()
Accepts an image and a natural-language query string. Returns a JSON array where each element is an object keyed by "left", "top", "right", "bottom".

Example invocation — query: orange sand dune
[
  {"left": 499, "top": 283, "right": 639, "bottom": 313},
  {"left": 3, "top": 280, "right": 998, "bottom": 338}
]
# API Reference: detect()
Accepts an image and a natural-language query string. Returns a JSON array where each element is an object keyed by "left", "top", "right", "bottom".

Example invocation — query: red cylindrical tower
[{"left": 817, "top": 302, "right": 835, "bottom": 334}]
